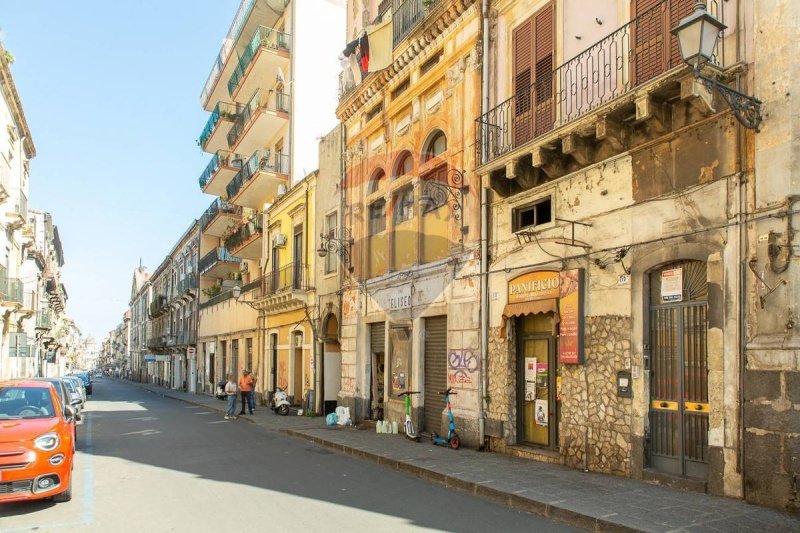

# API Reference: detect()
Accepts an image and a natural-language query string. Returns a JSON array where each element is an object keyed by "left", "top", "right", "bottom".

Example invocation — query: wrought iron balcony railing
[
  {"left": 262, "top": 262, "right": 313, "bottom": 296},
  {"left": 228, "top": 26, "right": 291, "bottom": 97},
  {"left": 36, "top": 310, "right": 52, "bottom": 329},
  {"left": 198, "top": 102, "right": 240, "bottom": 149},
  {"left": 227, "top": 89, "right": 291, "bottom": 148},
  {"left": 198, "top": 247, "right": 241, "bottom": 275},
  {"left": 224, "top": 216, "right": 263, "bottom": 252},
  {"left": 199, "top": 198, "right": 242, "bottom": 229},
  {"left": 225, "top": 150, "right": 290, "bottom": 200},
  {"left": 393, "top": 0, "right": 440, "bottom": 48},
  {"left": 176, "top": 274, "right": 198, "bottom": 296},
  {"left": 475, "top": 0, "right": 724, "bottom": 166},
  {"left": 199, "top": 151, "right": 246, "bottom": 190},
  {"left": 148, "top": 294, "right": 168, "bottom": 318},
  {"left": 0, "top": 267, "right": 23, "bottom": 305}
]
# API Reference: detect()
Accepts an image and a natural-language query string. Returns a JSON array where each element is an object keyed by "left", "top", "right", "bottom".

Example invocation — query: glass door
[{"left": 517, "top": 312, "right": 559, "bottom": 449}]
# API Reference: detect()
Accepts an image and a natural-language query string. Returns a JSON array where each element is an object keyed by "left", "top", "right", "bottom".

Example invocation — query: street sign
[{"left": 186, "top": 347, "right": 196, "bottom": 357}]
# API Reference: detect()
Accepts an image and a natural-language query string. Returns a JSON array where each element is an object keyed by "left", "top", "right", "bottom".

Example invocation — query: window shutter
[
  {"left": 512, "top": 18, "right": 533, "bottom": 146},
  {"left": 9, "top": 331, "right": 17, "bottom": 356},
  {"left": 532, "top": 2, "right": 555, "bottom": 136},
  {"left": 668, "top": 0, "right": 695, "bottom": 67}
]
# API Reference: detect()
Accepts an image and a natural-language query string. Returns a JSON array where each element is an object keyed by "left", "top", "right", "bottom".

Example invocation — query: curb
[{"left": 282, "top": 429, "right": 641, "bottom": 533}]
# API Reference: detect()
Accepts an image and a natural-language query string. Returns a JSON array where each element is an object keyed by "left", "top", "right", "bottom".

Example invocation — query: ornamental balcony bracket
[{"left": 416, "top": 168, "right": 469, "bottom": 243}]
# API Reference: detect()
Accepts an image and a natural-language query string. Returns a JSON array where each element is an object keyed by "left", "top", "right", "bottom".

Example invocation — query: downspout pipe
[{"left": 478, "top": 0, "right": 490, "bottom": 450}]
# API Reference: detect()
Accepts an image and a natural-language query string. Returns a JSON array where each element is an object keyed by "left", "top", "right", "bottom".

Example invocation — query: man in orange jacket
[{"left": 238, "top": 369, "right": 254, "bottom": 415}]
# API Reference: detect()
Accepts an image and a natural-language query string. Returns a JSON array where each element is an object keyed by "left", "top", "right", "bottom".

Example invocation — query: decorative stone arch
[
  {"left": 391, "top": 150, "right": 415, "bottom": 180},
  {"left": 420, "top": 128, "right": 448, "bottom": 164},
  {"left": 629, "top": 240, "right": 730, "bottom": 493},
  {"left": 367, "top": 167, "right": 387, "bottom": 195},
  {"left": 322, "top": 312, "right": 340, "bottom": 342}
]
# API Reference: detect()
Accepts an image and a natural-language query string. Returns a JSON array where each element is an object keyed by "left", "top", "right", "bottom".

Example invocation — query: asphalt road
[{"left": 0, "top": 378, "right": 580, "bottom": 533}]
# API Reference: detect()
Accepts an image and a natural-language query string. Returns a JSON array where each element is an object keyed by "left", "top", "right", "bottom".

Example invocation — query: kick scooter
[
  {"left": 398, "top": 390, "right": 420, "bottom": 442},
  {"left": 430, "top": 388, "right": 460, "bottom": 449}
]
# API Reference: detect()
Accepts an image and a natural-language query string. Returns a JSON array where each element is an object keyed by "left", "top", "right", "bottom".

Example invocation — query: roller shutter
[
  {"left": 423, "top": 316, "right": 448, "bottom": 435},
  {"left": 370, "top": 322, "right": 385, "bottom": 354}
]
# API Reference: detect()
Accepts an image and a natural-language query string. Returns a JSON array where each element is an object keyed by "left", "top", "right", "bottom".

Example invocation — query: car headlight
[{"left": 34, "top": 432, "right": 60, "bottom": 451}]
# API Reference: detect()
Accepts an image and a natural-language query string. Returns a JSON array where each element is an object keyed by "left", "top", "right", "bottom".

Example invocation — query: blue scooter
[{"left": 430, "top": 388, "right": 460, "bottom": 449}]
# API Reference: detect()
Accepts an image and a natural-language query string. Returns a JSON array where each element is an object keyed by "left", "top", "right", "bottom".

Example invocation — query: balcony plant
[{"left": 202, "top": 284, "right": 222, "bottom": 299}]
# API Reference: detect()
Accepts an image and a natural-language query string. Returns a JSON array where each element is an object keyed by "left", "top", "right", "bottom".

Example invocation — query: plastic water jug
[{"left": 392, "top": 421, "right": 398, "bottom": 434}]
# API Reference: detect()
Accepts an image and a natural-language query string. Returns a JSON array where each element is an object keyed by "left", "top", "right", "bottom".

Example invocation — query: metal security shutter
[
  {"left": 423, "top": 316, "right": 447, "bottom": 435},
  {"left": 370, "top": 322, "right": 385, "bottom": 354}
]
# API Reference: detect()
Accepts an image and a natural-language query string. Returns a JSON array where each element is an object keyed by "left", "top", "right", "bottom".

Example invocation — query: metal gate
[
  {"left": 648, "top": 261, "right": 709, "bottom": 479},
  {"left": 423, "top": 316, "right": 447, "bottom": 435}
]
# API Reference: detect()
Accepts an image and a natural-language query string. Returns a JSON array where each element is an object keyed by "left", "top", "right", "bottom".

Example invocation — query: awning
[{"left": 502, "top": 299, "right": 559, "bottom": 320}]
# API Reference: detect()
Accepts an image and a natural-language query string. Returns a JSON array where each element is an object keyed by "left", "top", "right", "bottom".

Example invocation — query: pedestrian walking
[
  {"left": 248, "top": 372, "right": 257, "bottom": 413},
  {"left": 224, "top": 373, "right": 238, "bottom": 419},
  {"left": 238, "top": 369, "right": 254, "bottom": 415}
]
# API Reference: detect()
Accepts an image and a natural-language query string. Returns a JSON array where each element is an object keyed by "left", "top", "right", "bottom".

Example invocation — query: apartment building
[
  {"left": 195, "top": 0, "right": 343, "bottom": 399},
  {"left": 335, "top": 0, "right": 483, "bottom": 443},
  {"left": 473, "top": 0, "right": 797, "bottom": 512},
  {"left": 128, "top": 265, "right": 151, "bottom": 381}
]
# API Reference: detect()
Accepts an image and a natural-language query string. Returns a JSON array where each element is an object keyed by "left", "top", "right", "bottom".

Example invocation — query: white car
[{"left": 62, "top": 376, "right": 86, "bottom": 406}]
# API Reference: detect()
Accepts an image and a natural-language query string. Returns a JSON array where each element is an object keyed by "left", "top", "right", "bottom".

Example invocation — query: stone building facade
[
  {"left": 337, "top": 0, "right": 483, "bottom": 444},
  {"left": 476, "top": 0, "right": 798, "bottom": 513}
]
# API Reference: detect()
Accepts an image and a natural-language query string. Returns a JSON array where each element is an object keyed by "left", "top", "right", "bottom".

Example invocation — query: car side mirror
[
  {"left": 65, "top": 404, "right": 76, "bottom": 419},
  {"left": 71, "top": 397, "right": 82, "bottom": 406}
]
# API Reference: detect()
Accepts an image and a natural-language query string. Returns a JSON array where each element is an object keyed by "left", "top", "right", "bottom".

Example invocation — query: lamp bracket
[{"left": 696, "top": 73, "right": 763, "bottom": 131}]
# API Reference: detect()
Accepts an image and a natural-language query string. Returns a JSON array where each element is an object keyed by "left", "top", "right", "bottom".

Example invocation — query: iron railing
[
  {"left": 0, "top": 266, "right": 23, "bottom": 304},
  {"left": 198, "top": 102, "right": 240, "bottom": 149},
  {"left": 199, "top": 150, "right": 246, "bottom": 190},
  {"left": 393, "top": 0, "right": 440, "bottom": 47},
  {"left": 227, "top": 90, "right": 291, "bottom": 149},
  {"left": 224, "top": 217, "right": 263, "bottom": 253},
  {"left": 225, "top": 150, "right": 290, "bottom": 200},
  {"left": 176, "top": 274, "right": 198, "bottom": 295},
  {"left": 198, "top": 247, "right": 241, "bottom": 275},
  {"left": 263, "top": 263, "right": 313, "bottom": 296},
  {"left": 228, "top": 26, "right": 291, "bottom": 97},
  {"left": 148, "top": 295, "right": 168, "bottom": 318},
  {"left": 200, "top": 0, "right": 258, "bottom": 107},
  {"left": 475, "top": 0, "right": 723, "bottom": 166},
  {"left": 36, "top": 310, "right": 52, "bottom": 329},
  {"left": 199, "top": 198, "right": 242, "bottom": 229}
]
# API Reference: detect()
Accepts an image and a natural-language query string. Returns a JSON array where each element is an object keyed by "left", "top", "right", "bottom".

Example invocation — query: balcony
[
  {"left": 226, "top": 150, "right": 290, "bottom": 208},
  {"left": 147, "top": 335, "right": 168, "bottom": 349},
  {"left": 228, "top": 26, "right": 291, "bottom": 102},
  {"left": 36, "top": 310, "right": 52, "bottom": 330},
  {"left": 200, "top": 0, "right": 289, "bottom": 110},
  {"left": 200, "top": 198, "right": 242, "bottom": 237},
  {"left": 199, "top": 150, "right": 246, "bottom": 197},
  {"left": 476, "top": 0, "right": 725, "bottom": 172},
  {"left": 227, "top": 89, "right": 290, "bottom": 156},
  {"left": 198, "top": 247, "right": 241, "bottom": 279},
  {"left": 148, "top": 294, "right": 168, "bottom": 318},
  {"left": 255, "top": 263, "right": 313, "bottom": 312},
  {"left": 393, "top": 0, "right": 441, "bottom": 48},
  {"left": 224, "top": 217, "right": 263, "bottom": 261},
  {"left": 199, "top": 102, "right": 240, "bottom": 153},
  {"left": 174, "top": 274, "right": 199, "bottom": 301},
  {"left": 6, "top": 192, "right": 28, "bottom": 228},
  {"left": 0, "top": 267, "right": 23, "bottom": 306}
]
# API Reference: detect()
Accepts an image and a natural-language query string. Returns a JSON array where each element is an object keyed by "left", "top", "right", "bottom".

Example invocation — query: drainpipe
[{"left": 478, "top": 0, "right": 490, "bottom": 450}]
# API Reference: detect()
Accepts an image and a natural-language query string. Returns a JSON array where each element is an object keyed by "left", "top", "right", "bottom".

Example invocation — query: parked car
[
  {"left": 71, "top": 372, "right": 92, "bottom": 395},
  {"left": 62, "top": 376, "right": 86, "bottom": 406},
  {"left": 59, "top": 379, "right": 84, "bottom": 420},
  {"left": 30, "top": 378, "right": 80, "bottom": 423},
  {"left": 0, "top": 380, "right": 76, "bottom": 503}
]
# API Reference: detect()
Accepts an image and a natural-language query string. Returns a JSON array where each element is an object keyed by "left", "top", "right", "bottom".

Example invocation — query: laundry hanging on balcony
[{"left": 340, "top": 15, "right": 393, "bottom": 78}]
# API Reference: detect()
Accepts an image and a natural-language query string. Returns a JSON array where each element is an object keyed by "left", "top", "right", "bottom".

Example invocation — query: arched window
[
  {"left": 422, "top": 130, "right": 447, "bottom": 162},
  {"left": 392, "top": 151, "right": 414, "bottom": 179},
  {"left": 367, "top": 169, "right": 386, "bottom": 195}
]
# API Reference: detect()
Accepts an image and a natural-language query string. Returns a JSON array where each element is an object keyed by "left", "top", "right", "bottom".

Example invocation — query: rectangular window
[
  {"left": 369, "top": 199, "right": 386, "bottom": 235},
  {"left": 513, "top": 196, "right": 553, "bottom": 232},
  {"left": 393, "top": 187, "right": 415, "bottom": 225},
  {"left": 420, "top": 52, "right": 442, "bottom": 75},
  {"left": 391, "top": 78, "right": 410, "bottom": 100},
  {"left": 366, "top": 103, "right": 382, "bottom": 122},
  {"left": 324, "top": 212, "right": 337, "bottom": 274}
]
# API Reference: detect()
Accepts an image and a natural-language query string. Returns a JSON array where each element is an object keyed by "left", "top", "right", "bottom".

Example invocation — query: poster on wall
[
  {"left": 524, "top": 357, "right": 537, "bottom": 400},
  {"left": 535, "top": 399, "right": 548, "bottom": 426},
  {"left": 661, "top": 267, "right": 683, "bottom": 302},
  {"left": 558, "top": 269, "right": 585, "bottom": 364}
]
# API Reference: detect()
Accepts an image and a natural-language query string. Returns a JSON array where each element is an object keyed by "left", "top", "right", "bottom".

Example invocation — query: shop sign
[
  {"left": 388, "top": 286, "right": 412, "bottom": 310},
  {"left": 144, "top": 354, "right": 156, "bottom": 362},
  {"left": 507, "top": 269, "right": 585, "bottom": 364},
  {"left": 508, "top": 271, "right": 560, "bottom": 303},
  {"left": 661, "top": 268, "right": 683, "bottom": 302}
]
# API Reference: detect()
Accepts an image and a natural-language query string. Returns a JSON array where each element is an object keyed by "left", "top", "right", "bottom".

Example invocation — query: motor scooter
[
  {"left": 215, "top": 380, "right": 227, "bottom": 401},
  {"left": 271, "top": 387, "right": 290, "bottom": 416}
]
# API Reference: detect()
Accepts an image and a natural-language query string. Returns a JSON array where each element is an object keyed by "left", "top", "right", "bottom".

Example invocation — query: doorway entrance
[
  {"left": 369, "top": 322, "right": 385, "bottom": 420},
  {"left": 517, "top": 312, "right": 559, "bottom": 448},
  {"left": 293, "top": 332, "right": 303, "bottom": 405},
  {"left": 270, "top": 333, "right": 278, "bottom": 393},
  {"left": 648, "top": 260, "right": 709, "bottom": 479}
]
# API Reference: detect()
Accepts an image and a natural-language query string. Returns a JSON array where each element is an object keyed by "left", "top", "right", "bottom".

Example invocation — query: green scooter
[{"left": 397, "top": 390, "right": 420, "bottom": 442}]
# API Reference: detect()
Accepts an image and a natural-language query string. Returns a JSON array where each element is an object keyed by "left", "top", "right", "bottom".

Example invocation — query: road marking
[
  {"left": 128, "top": 416, "right": 158, "bottom": 421},
  {"left": 121, "top": 429, "right": 161, "bottom": 436},
  {"left": 208, "top": 420, "right": 229, "bottom": 424},
  {"left": 193, "top": 412, "right": 214, "bottom": 415}
]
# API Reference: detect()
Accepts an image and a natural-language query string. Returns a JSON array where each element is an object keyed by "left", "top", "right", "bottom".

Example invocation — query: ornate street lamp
[
  {"left": 672, "top": 2, "right": 762, "bottom": 131},
  {"left": 317, "top": 228, "right": 355, "bottom": 273}
]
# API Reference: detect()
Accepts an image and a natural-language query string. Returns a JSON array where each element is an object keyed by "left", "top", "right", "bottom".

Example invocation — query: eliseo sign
[{"left": 506, "top": 269, "right": 585, "bottom": 364}]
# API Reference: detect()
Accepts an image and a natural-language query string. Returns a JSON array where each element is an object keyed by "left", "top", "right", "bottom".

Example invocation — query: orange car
[{"left": 0, "top": 380, "right": 76, "bottom": 503}]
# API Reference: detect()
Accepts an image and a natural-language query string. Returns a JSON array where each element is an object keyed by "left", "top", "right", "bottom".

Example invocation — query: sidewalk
[{"left": 125, "top": 380, "right": 799, "bottom": 532}]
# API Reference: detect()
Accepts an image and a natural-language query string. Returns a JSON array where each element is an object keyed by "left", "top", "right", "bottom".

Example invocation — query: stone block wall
[{"left": 560, "top": 315, "right": 633, "bottom": 476}]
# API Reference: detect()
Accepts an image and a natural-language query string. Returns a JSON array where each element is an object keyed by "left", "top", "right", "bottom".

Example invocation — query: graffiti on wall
[{"left": 448, "top": 349, "right": 478, "bottom": 385}]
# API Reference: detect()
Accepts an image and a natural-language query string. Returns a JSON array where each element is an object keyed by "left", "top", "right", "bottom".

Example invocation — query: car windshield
[
  {"left": 62, "top": 380, "right": 76, "bottom": 393},
  {"left": 0, "top": 386, "right": 56, "bottom": 419}
]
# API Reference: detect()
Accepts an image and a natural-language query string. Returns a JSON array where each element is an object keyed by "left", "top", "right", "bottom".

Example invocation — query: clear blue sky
[{"left": 1, "top": 1, "right": 242, "bottom": 341}]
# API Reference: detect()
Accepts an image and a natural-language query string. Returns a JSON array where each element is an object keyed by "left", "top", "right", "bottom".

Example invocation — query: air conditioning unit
[
  {"left": 276, "top": 183, "right": 287, "bottom": 197},
  {"left": 273, "top": 233, "right": 287, "bottom": 247}
]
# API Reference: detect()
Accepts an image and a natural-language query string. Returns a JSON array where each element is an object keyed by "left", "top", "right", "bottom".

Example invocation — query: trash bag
[
  {"left": 325, "top": 413, "right": 338, "bottom": 426},
  {"left": 335, "top": 406, "right": 351, "bottom": 426}
]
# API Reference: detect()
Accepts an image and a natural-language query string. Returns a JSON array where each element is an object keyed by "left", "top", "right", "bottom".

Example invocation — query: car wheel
[{"left": 52, "top": 478, "right": 72, "bottom": 503}]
